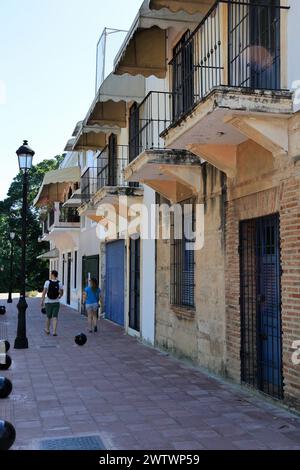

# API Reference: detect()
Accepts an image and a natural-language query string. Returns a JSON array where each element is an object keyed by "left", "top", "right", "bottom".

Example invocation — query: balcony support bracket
[
  {"left": 187, "top": 144, "right": 237, "bottom": 179},
  {"left": 125, "top": 149, "right": 201, "bottom": 203},
  {"left": 225, "top": 115, "right": 289, "bottom": 156}
]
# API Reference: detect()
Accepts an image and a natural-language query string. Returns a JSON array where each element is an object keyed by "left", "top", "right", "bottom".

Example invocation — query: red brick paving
[{"left": 0, "top": 298, "right": 300, "bottom": 450}]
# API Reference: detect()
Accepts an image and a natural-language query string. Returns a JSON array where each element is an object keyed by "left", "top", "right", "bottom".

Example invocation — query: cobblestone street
[{"left": 1, "top": 297, "right": 300, "bottom": 450}]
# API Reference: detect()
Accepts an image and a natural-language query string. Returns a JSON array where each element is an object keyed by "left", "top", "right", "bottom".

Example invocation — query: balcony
[
  {"left": 40, "top": 202, "right": 80, "bottom": 247},
  {"left": 81, "top": 144, "right": 129, "bottom": 202},
  {"left": 128, "top": 91, "right": 173, "bottom": 162},
  {"left": 161, "top": 0, "right": 293, "bottom": 176},
  {"left": 79, "top": 145, "right": 143, "bottom": 224},
  {"left": 123, "top": 90, "right": 201, "bottom": 202}
]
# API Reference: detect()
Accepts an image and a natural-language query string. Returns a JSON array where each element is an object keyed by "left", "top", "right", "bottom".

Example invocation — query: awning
[
  {"left": 64, "top": 138, "right": 76, "bottom": 152},
  {"left": 33, "top": 167, "right": 81, "bottom": 207},
  {"left": 37, "top": 248, "right": 59, "bottom": 260},
  {"left": 72, "top": 121, "right": 119, "bottom": 152},
  {"left": 149, "top": 0, "right": 213, "bottom": 14},
  {"left": 85, "top": 73, "right": 145, "bottom": 127},
  {"left": 114, "top": 0, "right": 203, "bottom": 78}
]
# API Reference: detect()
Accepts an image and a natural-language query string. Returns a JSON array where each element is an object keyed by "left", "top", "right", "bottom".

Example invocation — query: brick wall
[
  {"left": 225, "top": 173, "right": 300, "bottom": 409},
  {"left": 280, "top": 178, "right": 300, "bottom": 408}
]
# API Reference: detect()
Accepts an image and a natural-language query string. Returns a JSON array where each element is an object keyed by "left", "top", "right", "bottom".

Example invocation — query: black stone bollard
[
  {"left": 0, "top": 306, "right": 6, "bottom": 315},
  {"left": 0, "top": 340, "right": 10, "bottom": 353},
  {"left": 75, "top": 333, "right": 87, "bottom": 346},
  {"left": 0, "top": 355, "right": 12, "bottom": 371},
  {"left": 0, "top": 420, "right": 16, "bottom": 450},
  {"left": 0, "top": 377, "right": 12, "bottom": 399}
]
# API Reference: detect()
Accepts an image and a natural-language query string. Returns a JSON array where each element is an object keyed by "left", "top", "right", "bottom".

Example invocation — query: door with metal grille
[
  {"left": 228, "top": 0, "right": 281, "bottom": 90},
  {"left": 105, "top": 240, "right": 125, "bottom": 327},
  {"left": 108, "top": 134, "right": 117, "bottom": 186},
  {"left": 129, "top": 103, "right": 140, "bottom": 163},
  {"left": 129, "top": 237, "right": 140, "bottom": 332},
  {"left": 172, "top": 30, "right": 194, "bottom": 122},
  {"left": 240, "top": 214, "right": 283, "bottom": 399}
]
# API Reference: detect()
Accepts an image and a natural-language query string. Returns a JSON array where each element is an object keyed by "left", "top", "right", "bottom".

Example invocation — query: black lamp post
[
  {"left": 7, "top": 232, "right": 15, "bottom": 304},
  {"left": 14, "top": 140, "right": 35, "bottom": 350}
]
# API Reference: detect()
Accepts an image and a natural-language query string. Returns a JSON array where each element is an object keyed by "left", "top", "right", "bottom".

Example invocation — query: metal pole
[
  {"left": 14, "top": 170, "right": 29, "bottom": 349},
  {"left": 7, "top": 238, "right": 14, "bottom": 304}
]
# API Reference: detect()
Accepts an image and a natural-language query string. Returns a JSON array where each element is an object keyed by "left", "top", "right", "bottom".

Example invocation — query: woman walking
[{"left": 83, "top": 278, "right": 101, "bottom": 333}]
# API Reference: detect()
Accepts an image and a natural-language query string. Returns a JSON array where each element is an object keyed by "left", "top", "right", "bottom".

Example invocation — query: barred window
[{"left": 170, "top": 198, "right": 196, "bottom": 308}]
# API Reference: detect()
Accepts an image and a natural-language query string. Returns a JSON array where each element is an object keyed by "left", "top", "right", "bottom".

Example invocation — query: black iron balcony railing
[
  {"left": 41, "top": 204, "right": 80, "bottom": 237},
  {"left": 170, "top": 0, "right": 288, "bottom": 124},
  {"left": 129, "top": 91, "right": 173, "bottom": 162},
  {"left": 81, "top": 145, "right": 129, "bottom": 202},
  {"left": 59, "top": 206, "right": 80, "bottom": 224}
]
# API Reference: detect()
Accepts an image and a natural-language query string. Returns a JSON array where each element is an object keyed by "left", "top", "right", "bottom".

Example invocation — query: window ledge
[{"left": 171, "top": 305, "right": 196, "bottom": 320}]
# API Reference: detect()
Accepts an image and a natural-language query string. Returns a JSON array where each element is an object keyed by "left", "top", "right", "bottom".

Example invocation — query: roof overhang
[
  {"left": 149, "top": 0, "right": 214, "bottom": 14},
  {"left": 72, "top": 121, "right": 119, "bottom": 152},
  {"left": 37, "top": 248, "right": 59, "bottom": 260},
  {"left": 162, "top": 87, "right": 293, "bottom": 178},
  {"left": 85, "top": 73, "right": 145, "bottom": 127},
  {"left": 114, "top": 0, "right": 203, "bottom": 78},
  {"left": 33, "top": 167, "right": 81, "bottom": 207},
  {"left": 124, "top": 149, "right": 201, "bottom": 203}
]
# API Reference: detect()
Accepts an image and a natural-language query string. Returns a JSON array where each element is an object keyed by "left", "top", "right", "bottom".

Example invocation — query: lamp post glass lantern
[
  {"left": 7, "top": 232, "right": 15, "bottom": 304},
  {"left": 14, "top": 140, "right": 35, "bottom": 350}
]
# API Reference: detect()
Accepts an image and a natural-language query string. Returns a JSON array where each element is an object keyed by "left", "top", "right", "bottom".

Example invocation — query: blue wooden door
[{"left": 105, "top": 240, "right": 125, "bottom": 326}]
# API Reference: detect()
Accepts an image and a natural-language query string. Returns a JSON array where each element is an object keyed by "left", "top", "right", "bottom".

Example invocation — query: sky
[{"left": 0, "top": 0, "right": 142, "bottom": 200}]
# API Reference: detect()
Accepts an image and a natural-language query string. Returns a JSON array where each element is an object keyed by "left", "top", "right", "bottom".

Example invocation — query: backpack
[{"left": 47, "top": 280, "right": 60, "bottom": 300}]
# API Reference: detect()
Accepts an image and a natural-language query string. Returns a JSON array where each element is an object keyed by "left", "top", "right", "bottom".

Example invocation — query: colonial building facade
[{"left": 35, "top": 0, "right": 300, "bottom": 411}]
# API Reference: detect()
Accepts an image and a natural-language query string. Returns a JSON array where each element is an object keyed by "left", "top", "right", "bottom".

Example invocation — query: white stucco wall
[{"left": 140, "top": 185, "right": 156, "bottom": 345}]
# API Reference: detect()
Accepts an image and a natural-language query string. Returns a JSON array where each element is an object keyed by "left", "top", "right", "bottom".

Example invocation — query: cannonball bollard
[
  {"left": 75, "top": 333, "right": 87, "bottom": 346},
  {"left": 0, "top": 340, "right": 10, "bottom": 353},
  {"left": 0, "top": 420, "right": 16, "bottom": 450},
  {"left": 0, "top": 306, "right": 6, "bottom": 315},
  {"left": 0, "top": 377, "right": 12, "bottom": 399},
  {"left": 0, "top": 355, "right": 12, "bottom": 371}
]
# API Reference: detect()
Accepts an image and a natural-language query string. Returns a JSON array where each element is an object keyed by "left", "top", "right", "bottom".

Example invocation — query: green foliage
[{"left": 0, "top": 155, "right": 64, "bottom": 293}]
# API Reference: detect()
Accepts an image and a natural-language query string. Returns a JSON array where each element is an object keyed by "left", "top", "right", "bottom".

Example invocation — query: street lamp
[
  {"left": 7, "top": 232, "right": 15, "bottom": 304},
  {"left": 14, "top": 140, "right": 35, "bottom": 350}
]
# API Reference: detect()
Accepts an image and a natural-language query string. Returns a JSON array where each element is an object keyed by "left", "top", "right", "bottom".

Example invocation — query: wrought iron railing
[
  {"left": 81, "top": 145, "right": 129, "bottom": 202},
  {"left": 129, "top": 91, "right": 173, "bottom": 162},
  {"left": 59, "top": 206, "right": 80, "bottom": 224},
  {"left": 169, "top": 0, "right": 287, "bottom": 124}
]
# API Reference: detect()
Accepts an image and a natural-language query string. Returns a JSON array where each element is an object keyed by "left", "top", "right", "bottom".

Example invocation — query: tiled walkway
[{"left": 0, "top": 297, "right": 300, "bottom": 450}]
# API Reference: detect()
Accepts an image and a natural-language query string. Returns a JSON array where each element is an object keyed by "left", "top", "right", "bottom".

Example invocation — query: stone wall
[{"left": 155, "top": 164, "right": 227, "bottom": 375}]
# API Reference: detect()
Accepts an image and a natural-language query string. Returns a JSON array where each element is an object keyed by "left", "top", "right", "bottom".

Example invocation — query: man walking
[{"left": 41, "top": 270, "right": 64, "bottom": 336}]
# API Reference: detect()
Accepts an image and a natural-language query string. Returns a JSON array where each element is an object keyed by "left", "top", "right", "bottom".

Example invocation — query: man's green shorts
[{"left": 45, "top": 303, "right": 60, "bottom": 319}]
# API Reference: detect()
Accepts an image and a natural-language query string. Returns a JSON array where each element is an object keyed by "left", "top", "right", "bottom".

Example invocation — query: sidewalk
[{"left": 1, "top": 298, "right": 300, "bottom": 450}]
